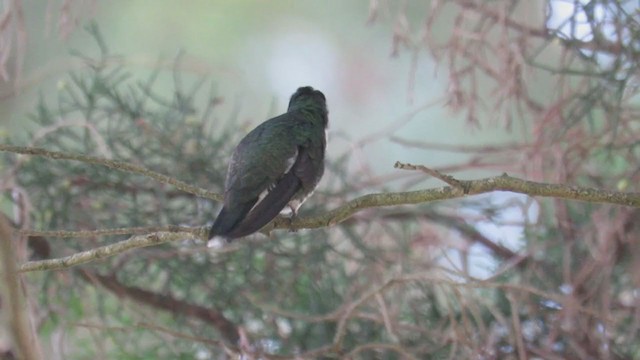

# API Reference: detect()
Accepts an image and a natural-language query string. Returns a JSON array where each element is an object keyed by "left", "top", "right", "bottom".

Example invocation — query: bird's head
[{"left": 287, "top": 86, "right": 328, "bottom": 123}]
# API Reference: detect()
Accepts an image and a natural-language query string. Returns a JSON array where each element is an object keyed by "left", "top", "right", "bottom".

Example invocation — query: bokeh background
[
  {"left": 2, "top": 0, "right": 518, "bottom": 172},
  {"left": 2, "top": 1, "right": 639, "bottom": 359}
]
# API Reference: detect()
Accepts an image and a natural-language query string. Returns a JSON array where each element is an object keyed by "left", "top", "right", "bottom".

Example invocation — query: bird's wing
[
  {"left": 224, "top": 145, "right": 315, "bottom": 239},
  {"left": 224, "top": 117, "right": 299, "bottom": 204}
]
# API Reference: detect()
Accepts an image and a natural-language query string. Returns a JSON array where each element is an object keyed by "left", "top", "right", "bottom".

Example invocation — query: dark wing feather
[
  {"left": 208, "top": 197, "right": 258, "bottom": 239},
  {"left": 224, "top": 171, "right": 302, "bottom": 239},
  {"left": 224, "top": 115, "right": 299, "bottom": 204},
  {"left": 225, "top": 146, "right": 318, "bottom": 239},
  {"left": 292, "top": 142, "right": 323, "bottom": 192}
]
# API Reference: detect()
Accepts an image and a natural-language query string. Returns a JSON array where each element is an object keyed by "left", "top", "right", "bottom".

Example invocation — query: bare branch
[
  {"left": 274, "top": 163, "right": 640, "bottom": 232},
  {"left": 0, "top": 144, "right": 221, "bottom": 201},
  {"left": 394, "top": 161, "right": 465, "bottom": 188},
  {"left": 0, "top": 216, "right": 42, "bottom": 359},
  {"left": 19, "top": 231, "right": 202, "bottom": 272},
  {"left": 78, "top": 269, "right": 240, "bottom": 344},
  {"left": 20, "top": 225, "right": 197, "bottom": 238}
]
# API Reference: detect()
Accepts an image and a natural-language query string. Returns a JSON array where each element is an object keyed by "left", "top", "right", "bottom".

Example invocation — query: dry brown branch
[
  {"left": 0, "top": 215, "right": 42, "bottom": 359},
  {"left": 321, "top": 270, "right": 611, "bottom": 357},
  {"left": 0, "top": 0, "right": 26, "bottom": 83},
  {"left": 77, "top": 269, "right": 240, "bottom": 344},
  {"left": 1, "top": 0, "right": 97, "bottom": 84},
  {"left": 507, "top": 293, "right": 527, "bottom": 360},
  {"left": 393, "top": 161, "right": 464, "bottom": 188}
]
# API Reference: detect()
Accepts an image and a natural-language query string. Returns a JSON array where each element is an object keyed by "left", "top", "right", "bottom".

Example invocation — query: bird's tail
[
  {"left": 208, "top": 200, "right": 257, "bottom": 239},
  {"left": 224, "top": 173, "right": 301, "bottom": 239}
]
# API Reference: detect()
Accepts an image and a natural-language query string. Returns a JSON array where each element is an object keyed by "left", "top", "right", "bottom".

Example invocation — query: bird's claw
[{"left": 287, "top": 210, "right": 299, "bottom": 233}]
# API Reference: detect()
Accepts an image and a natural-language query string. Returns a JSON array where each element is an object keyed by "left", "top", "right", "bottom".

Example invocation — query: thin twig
[
  {"left": 507, "top": 293, "right": 527, "bottom": 360},
  {"left": 394, "top": 161, "right": 466, "bottom": 189}
]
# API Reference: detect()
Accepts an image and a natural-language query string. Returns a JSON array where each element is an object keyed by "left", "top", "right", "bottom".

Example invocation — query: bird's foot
[{"left": 287, "top": 206, "right": 299, "bottom": 233}]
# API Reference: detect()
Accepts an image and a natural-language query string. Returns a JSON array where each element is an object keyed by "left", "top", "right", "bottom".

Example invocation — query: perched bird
[{"left": 209, "top": 86, "right": 328, "bottom": 241}]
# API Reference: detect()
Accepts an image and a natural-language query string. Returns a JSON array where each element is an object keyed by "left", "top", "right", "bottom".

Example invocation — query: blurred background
[
  {"left": 1, "top": 1, "right": 639, "bottom": 359},
  {"left": 1, "top": 0, "right": 519, "bottom": 174}
]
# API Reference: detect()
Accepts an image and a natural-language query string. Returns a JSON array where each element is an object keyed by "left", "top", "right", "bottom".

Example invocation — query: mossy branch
[
  {"left": 271, "top": 162, "right": 640, "bottom": 231},
  {"left": 4, "top": 145, "right": 640, "bottom": 272},
  {"left": 20, "top": 231, "right": 203, "bottom": 272}
]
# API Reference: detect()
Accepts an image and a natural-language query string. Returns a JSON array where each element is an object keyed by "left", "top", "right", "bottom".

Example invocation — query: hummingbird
[{"left": 208, "top": 86, "right": 328, "bottom": 241}]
